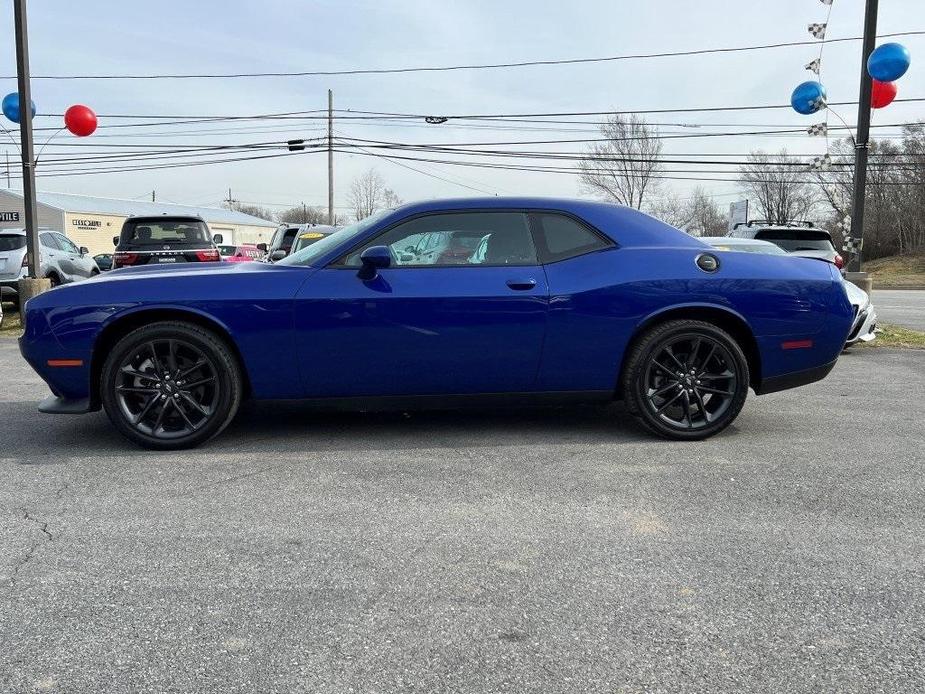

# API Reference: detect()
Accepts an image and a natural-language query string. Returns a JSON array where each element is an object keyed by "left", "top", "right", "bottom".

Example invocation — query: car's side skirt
[{"left": 262, "top": 390, "right": 615, "bottom": 413}]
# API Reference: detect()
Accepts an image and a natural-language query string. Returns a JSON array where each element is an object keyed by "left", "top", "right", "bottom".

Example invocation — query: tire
[
  {"left": 100, "top": 321, "right": 242, "bottom": 450},
  {"left": 47, "top": 274, "right": 60, "bottom": 288},
  {"left": 621, "top": 320, "right": 750, "bottom": 440}
]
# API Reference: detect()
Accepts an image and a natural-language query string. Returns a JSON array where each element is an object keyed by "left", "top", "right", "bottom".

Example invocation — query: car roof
[
  {"left": 378, "top": 197, "right": 704, "bottom": 249},
  {"left": 124, "top": 215, "right": 206, "bottom": 223}
]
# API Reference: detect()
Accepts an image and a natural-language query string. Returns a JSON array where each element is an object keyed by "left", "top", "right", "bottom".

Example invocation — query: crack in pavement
[{"left": 6, "top": 481, "right": 70, "bottom": 590}]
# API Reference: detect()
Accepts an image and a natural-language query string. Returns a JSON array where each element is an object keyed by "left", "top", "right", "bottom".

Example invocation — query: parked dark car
[
  {"left": 264, "top": 224, "right": 336, "bottom": 262},
  {"left": 20, "top": 197, "right": 855, "bottom": 450},
  {"left": 112, "top": 215, "right": 220, "bottom": 269},
  {"left": 93, "top": 253, "right": 113, "bottom": 271}
]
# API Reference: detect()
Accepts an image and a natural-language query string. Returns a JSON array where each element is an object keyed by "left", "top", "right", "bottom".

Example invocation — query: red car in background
[{"left": 218, "top": 244, "right": 264, "bottom": 263}]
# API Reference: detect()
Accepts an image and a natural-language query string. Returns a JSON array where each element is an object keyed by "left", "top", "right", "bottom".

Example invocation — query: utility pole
[
  {"left": 847, "top": 0, "right": 879, "bottom": 276},
  {"left": 13, "top": 0, "right": 40, "bottom": 282},
  {"left": 151, "top": 190, "right": 156, "bottom": 202},
  {"left": 224, "top": 187, "right": 237, "bottom": 210},
  {"left": 302, "top": 201, "right": 307, "bottom": 222},
  {"left": 327, "top": 89, "right": 334, "bottom": 225},
  {"left": 5, "top": 151, "right": 10, "bottom": 188}
]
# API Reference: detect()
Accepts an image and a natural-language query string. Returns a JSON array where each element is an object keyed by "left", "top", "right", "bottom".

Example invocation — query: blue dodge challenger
[{"left": 19, "top": 197, "right": 854, "bottom": 449}]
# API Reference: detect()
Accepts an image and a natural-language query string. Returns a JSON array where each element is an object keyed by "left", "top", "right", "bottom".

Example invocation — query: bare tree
[
  {"left": 578, "top": 115, "right": 663, "bottom": 209},
  {"left": 225, "top": 203, "right": 276, "bottom": 222},
  {"left": 382, "top": 188, "right": 403, "bottom": 209},
  {"left": 348, "top": 169, "right": 395, "bottom": 221},
  {"left": 276, "top": 204, "right": 328, "bottom": 225},
  {"left": 648, "top": 187, "right": 726, "bottom": 236},
  {"left": 738, "top": 149, "right": 820, "bottom": 223}
]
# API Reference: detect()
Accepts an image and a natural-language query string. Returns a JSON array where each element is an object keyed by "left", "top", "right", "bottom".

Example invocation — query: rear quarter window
[
  {"left": 532, "top": 213, "right": 613, "bottom": 263},
  {"left": 0, "top": 234, "right": 26, "bottom": 251}
]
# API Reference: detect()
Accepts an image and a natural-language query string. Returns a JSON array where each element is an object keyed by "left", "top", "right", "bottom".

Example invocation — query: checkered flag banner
[
  {"left": 842, "top": 236, "right": 862, "bottom": 254},
  {"left": 835, "top": 215, "right": 851, "bottom": 233},
  {"left": 808, "top": 23, "right": 827, "bottom": 39},
  {"left": 808, "top": 153, "right": 832, "bottom": 171},
  {"left": 805, "top": 58, "right": 821, "bottom": 74},
  {"left": 807, "top": 122, "right": 828, "bottom": 137}
]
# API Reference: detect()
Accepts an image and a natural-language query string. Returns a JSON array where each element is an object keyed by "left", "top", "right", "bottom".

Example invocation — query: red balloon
[
  {"left": 871, "top": 80, "right": 897, "bottom": 109},
  {"left": 64, "top": 104, "right": 97, "bottom": 136}
]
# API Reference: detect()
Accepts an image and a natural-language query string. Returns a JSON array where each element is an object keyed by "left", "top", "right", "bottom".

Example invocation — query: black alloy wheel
[
  {"left": 101, "top": 322, "right": 242, "bottom": 449},
  {"left": 622, "top": 320, "right": 750, "bottom": 440}
]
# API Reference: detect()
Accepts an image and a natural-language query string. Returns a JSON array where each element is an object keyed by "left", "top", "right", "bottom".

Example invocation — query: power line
[{"left": 9, "top": 31, "right": 924, "bottom": 80}]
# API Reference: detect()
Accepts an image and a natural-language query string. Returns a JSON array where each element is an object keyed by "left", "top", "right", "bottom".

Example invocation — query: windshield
[
  {"left": 279, "top": 210, "right": 390, "bottom": 266},
  {"left": 121, "top": 220, "right": 212, "bottom": 246},
  {"left": 0, "top": 234, "right": 26, "bottom": 251},
  {"left": 755, "top": 229, "right": 835, "bottom": 253}
]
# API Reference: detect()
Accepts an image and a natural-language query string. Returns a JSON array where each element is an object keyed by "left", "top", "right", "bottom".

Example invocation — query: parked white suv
[
  {"left": 0, "top": 229, "right": 99, "bottom": 306},
  {"left": 728, "top": 220, "right": 844, "bottom": 270}
]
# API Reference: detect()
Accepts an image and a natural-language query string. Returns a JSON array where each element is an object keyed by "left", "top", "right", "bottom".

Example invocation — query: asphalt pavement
[
  {"left": 1, "top": 336, "right": 924, "bottom": 693},
  {"left": 872, "top": 289, "right": 925, "bottom": 332}
]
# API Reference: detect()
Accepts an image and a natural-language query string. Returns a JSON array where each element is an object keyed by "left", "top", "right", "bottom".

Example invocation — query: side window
[
  {"left": 55, "top": 234, "right": 80, "bottom": 254},
  {"left": 40, "top": 232, "right": 62, "bottom": 250},
  {"left": 532, "top": 213, "right": 613, "bottom": 263},
  {"left": 340, "top": 212, "right": 537, "bottom": 267}
]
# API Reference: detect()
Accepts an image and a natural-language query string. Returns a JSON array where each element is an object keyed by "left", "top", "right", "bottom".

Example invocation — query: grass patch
[
  {"left": 0, "top": 306, "right": 22, "bottom": 337},
  {"left": 855, "top": 322, "right": 925, "bottom": 350},
  {"left": 865, "top": 253, "right": 925, "bottom": 288}
]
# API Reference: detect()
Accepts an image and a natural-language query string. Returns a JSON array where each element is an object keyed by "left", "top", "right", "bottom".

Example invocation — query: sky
[{"left": 0, "top": 0, "right": 923, "bottom": 216}]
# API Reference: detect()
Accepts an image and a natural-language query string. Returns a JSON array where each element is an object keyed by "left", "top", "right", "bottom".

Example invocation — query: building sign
[
  {"left": 72, "top": 218, "right": 102, "bottom": 229},
  {"left": 0, "top": 211, "right": 20, "bottom": 222}
]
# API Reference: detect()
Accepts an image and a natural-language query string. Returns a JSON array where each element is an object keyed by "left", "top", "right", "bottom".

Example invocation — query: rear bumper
[{"left": 754, "top": 357, "right": 838, "bottom": 395}]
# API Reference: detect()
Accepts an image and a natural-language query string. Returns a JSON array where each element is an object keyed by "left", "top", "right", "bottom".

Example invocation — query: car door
[
  {"left": 39, "top": 233, "right": 63, "bottom": 279},
  {"left": 292, "top": 210, "right": 549, "bottom": 398},
  {"left": 55, "top": 233, "right": 92, "bottom": 279}
]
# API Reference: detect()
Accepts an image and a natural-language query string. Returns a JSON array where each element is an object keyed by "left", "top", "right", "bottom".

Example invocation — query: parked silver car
[
  {"left": 728, "top": 220, "right": 844, "bottom": 270},
  {"left": 0, "top": 228, "right": 99, "bottom": 306}
]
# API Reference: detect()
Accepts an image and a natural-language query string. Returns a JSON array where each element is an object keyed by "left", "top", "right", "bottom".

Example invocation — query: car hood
[{"left": 102, "top": 260, "right": 280, "bottom": 281}]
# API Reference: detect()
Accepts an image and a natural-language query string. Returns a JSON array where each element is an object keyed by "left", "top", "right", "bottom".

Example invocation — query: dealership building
[{"left": 0, "top": 190, "right": 278, "bottom": 255}]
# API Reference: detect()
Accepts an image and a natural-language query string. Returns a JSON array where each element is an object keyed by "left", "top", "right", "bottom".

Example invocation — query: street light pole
[
  {"left": 847, "top": 0, "right": 879, "bottom": 274},
  {"left": 327, "top": 89, "right": 334, "bottom": 225},
  {"left": 13, "top": 0, "right": 40, "bottom": 280}
]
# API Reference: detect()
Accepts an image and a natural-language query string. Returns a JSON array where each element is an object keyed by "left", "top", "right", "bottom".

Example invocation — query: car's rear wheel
[
  {"left": 622, "top": 320, "right": 750, "bottom": 440},
  {"left": 100, "top": 321, "right": 242, "bottom": 450}
]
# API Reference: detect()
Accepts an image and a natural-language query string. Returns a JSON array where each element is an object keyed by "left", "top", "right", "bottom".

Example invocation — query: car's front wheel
[
  {"left": 622, "top": 320, "right": 750, "bottom": 440},
  {"left": 100, "top": 321, "right": 242, "bottom": 449}
]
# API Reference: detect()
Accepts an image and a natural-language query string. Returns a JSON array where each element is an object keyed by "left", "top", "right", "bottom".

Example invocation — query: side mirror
[
  {"left": 212, "top": 233, "right": 224, "bottom": 244},
  {"left": 79, "top": 246, "right": 89, "bottom": 256},
  {"left": 256, "top": 243, "right": 268, "bottom": 252},
  {"left": 112, "top": 236, "right": 119, "bottom": 246},
  {"left": 358, "top": 245, "right": 391, "bottom": 280},
  {"left": 270, "top": 249, "right": 287, "bottom": 261}
]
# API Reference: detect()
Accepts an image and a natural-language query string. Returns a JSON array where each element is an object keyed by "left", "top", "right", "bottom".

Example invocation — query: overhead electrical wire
[{"left": 7, "top": 30, "right": 923, "bottom": 80}]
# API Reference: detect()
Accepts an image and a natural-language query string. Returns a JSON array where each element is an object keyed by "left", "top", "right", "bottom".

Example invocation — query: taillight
[
  {"left": 113, "top": 252, "right": 139, "bottom": 268},
  {"left": 195, "top": 248, "right": 220, "bottom": 262},
  {"left": 834, "top": 254, "right": 844, "bottom": 269}
]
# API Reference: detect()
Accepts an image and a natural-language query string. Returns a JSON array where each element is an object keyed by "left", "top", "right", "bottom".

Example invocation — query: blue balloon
[
  {"left": 791, "top": 81, "right": 827, "bottom": 115},
  {"left": 867, "top": 43, "right": 911, "bottom": 82},
  {"left": 2, "top": 92, "right": 36, "bottom": 123}
]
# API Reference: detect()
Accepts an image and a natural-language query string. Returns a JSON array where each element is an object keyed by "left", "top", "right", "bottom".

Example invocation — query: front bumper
[
  {"left": 846, "top": 305, "right": 877, "bottom": 345},
  {"left": 38, "top": 395, "right": 95, "bottom": 414}
]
